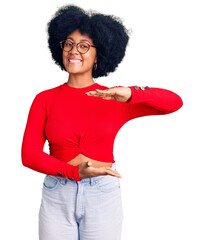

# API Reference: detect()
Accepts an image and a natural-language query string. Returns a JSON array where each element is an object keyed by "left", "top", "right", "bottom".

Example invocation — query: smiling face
[{"left": 62, "top": 29, "right": 97, "bottom": 77}]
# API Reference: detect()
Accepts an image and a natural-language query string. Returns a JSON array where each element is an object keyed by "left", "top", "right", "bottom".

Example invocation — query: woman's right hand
[{"left": 78, "top": 161, "right": 122, "bottom": 179}]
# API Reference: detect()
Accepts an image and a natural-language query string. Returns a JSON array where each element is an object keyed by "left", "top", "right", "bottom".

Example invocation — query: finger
[
  {"left": 86, "top": 92, "right": 113, "bottom": 100},
  {"left": 86, "top": 91, "right": 104, "bottom": 98},
  {"left": 95, "top": 89, "right": 106, "bottom": 92},
  {"left": 96, "top": 89, "right": 113, "bottom": 93},
  {"left": 87, "top": 161, "right": 92, "bottom": 167},
  {"left": 92, "top": 91, "right": 114, "bottom": 100},
  {"left": 86, "top": 90, "right": 110, "bottom": 96},
  {"left": 86, "top": 90, "right": 114, "bottom": 98},
  {"left": 105, "top": 169, "right": 122, "bottom": 178},
  {"left": 86, "top": 90, "right": 102, "bottom": 94},
  {"left": 87, "top": 163, "right": 97, "bottom": 170},
  {"left": 90, "top": 167, "right": 122, "bottom": 178},
  {"left": 102, "top": 95, "right": 114, "bottom": 100}
]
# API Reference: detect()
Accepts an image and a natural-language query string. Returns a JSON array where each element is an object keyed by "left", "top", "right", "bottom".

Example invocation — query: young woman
[{"left": 21, "top": 5, "right": 183, "bottom": 240}]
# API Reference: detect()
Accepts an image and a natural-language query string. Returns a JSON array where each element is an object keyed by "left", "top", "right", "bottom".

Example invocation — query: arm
[
  {"left": 87, "top": 85, "right": 183, "bottom": 120},
  {"left": 21, "top": 93, "right": 82, "bottom": 181},
  {"left": 119, "top": 85, "right": 183, "bottom": 122},
  {"left": 126, "top": 85, "right": 183, "bottom": 114}
]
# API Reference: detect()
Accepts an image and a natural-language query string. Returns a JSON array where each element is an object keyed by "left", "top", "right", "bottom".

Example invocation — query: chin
[
  {"left": 67, "top": 70, "right": 83, "bottom": 75},
  {"left": 65, "top": 67, "right": 82, "bottom": 74}
]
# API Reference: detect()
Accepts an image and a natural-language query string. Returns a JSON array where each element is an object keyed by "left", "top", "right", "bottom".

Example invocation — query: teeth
[{"left": 69, "top": 59, "right": 82, "bottom": 62}]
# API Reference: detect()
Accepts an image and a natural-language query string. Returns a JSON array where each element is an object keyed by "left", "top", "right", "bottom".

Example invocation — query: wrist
[
  {"left": 126, "top": 87, "right": 132, "bottom": 102},
  {"left": 73, "top": 164, "right": 82, "bottom": 181}
]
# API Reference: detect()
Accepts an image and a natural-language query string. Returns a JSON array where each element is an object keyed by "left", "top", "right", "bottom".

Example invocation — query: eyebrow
[{"left": 66, "top": 37, "right": 91, "bottom": 44}]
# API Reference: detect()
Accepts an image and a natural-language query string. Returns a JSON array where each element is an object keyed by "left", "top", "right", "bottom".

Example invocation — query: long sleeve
[
  {"left": 119, "top": 85, "right": 183, "bottom": 122},
  {"left": 21, "top": 92, "right": 82, "bottom": 181}
]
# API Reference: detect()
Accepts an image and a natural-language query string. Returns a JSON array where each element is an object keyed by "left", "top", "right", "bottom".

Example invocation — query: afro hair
[{"left": 47, "top": 5, "right": 130, "bottom": 78}]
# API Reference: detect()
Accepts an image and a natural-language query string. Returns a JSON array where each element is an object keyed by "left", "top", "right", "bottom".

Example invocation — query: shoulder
[
  {"left": 32, "top": 84, "right": 62, "bottom": 107},
  {"left": 34, "top": 84, "right": 62, "bottom": 100},
  {"left": 36, "top": 84, "right": 61, "bottom": 97}
]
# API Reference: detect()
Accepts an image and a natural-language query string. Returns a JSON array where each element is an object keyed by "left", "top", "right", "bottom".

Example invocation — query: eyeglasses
[{"left": 60, "top": 39, "right": 97, "bottom": 54}]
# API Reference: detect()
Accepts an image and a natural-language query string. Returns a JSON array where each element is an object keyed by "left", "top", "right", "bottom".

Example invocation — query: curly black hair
[{"left": 47, "top": 5, "right": 130, "bottom": 78}]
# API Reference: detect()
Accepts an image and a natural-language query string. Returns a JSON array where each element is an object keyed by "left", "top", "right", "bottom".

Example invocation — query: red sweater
[{"left": 21, "top": 82, "right": 183, "bottom": 181}]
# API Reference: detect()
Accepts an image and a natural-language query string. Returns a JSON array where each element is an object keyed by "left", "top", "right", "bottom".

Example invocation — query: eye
[
  {"left": 65, "top": 41, "right": 73, "bottom": 47},
  {"left": 79, "top": 43, "right": 89, "bottom": 49}
]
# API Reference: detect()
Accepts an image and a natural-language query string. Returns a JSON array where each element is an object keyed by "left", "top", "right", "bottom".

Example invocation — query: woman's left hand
[{"left": 85, "top": 86, "right": 132, "bottom": 103}]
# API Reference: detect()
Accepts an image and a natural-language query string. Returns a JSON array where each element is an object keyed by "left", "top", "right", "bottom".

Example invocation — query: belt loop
[
  {"left": 90, "top": 177, "right": 95, "bottom": 186},
  {"left": 60, "top": 177, "right": 66, "bottom": 185}
]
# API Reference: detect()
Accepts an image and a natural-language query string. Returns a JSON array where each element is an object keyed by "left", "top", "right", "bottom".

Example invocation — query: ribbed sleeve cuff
[
  {"left": 62, "top": 163, "right": 82, "bottom": 181},
  {"left": 126, "top": 86, "right": 152, "bottom": 104},
  {"left": 72, "top": 164, "right": 82, "bottom": 182}
]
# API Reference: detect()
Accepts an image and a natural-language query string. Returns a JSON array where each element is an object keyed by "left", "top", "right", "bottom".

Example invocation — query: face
[{"left": 62, "top": 29, "right": 97, "bottom": 76}]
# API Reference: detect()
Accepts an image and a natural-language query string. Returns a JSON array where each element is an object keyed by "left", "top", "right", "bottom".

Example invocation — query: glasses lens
[
  {"left": 62, "top": 40, "right": 73, "bottom": 52},
  {"left": 61, "top": 40, "right": 90, "bottom": 53},
  {"left": 77, "top": 42, "right": 90, "bottom": 53}
]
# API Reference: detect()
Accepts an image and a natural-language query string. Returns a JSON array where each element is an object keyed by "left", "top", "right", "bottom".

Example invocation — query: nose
[{"left": 69, "top": 43, "right": 79, "bottom": 54}]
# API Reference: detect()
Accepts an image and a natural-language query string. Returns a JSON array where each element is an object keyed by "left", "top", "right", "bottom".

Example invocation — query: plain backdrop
[{"left": 0, "top": 0, "right": 203, "bottom": 239}]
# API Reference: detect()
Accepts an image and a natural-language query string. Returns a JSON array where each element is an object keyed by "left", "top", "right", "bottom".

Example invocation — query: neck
[{"left": 67, "top": 73, "right": 95, "bottom": 88}]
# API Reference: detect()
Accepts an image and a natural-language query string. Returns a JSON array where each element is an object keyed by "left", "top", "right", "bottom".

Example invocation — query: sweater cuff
[
  {"left": 72, "top": 164, "right": 82, "bottom": 182},
  {"left": 63, "top": 163, "right": 82, "bottom": 181},
  {"left": 126, "top": 86, "right": 151, "bottom": 104}
]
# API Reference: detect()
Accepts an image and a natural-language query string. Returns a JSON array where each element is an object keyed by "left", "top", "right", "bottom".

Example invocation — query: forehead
[{"left": 66, "top": 29, "right": 93, "bottom": 43}]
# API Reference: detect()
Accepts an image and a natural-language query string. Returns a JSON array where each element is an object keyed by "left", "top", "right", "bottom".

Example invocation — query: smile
[{"left": 68, "top": 59, "right": 82, "bottom": 63}]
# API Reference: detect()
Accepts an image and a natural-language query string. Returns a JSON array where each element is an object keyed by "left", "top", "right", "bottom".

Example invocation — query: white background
[{"left": 0, "top": 0, "right": 203, "bottom": 239}]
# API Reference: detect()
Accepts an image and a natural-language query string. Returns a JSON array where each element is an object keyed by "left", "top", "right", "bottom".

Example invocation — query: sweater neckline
[{"left": 62, "top": 82, "right": 99, "bottom": 91}]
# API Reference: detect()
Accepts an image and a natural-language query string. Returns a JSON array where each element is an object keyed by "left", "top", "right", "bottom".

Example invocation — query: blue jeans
[{"left": 39, "top": 163, "right": 123, "bottom": 240}]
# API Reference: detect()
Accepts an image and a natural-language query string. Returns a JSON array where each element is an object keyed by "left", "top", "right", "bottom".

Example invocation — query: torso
[{"left": 67, "top": 153, "right": 113, "bottom": 168}]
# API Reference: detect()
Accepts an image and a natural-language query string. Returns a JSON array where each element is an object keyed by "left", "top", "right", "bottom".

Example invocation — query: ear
[{"left": 94, "top": 56, "right": 97, "bottom": 63}]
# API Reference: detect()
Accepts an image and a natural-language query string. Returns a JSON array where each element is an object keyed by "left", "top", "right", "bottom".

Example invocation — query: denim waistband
[{"left": 55, "top": 162, "right": 116, "bottom": 185}]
